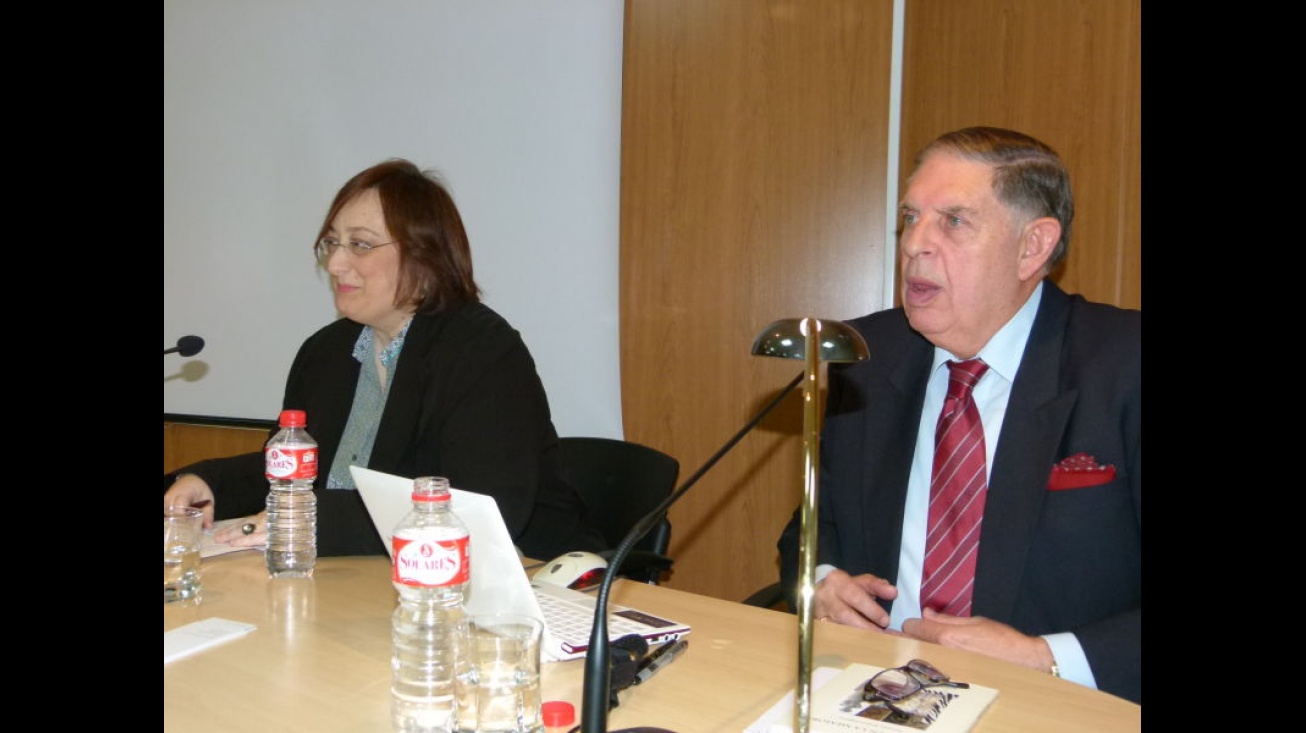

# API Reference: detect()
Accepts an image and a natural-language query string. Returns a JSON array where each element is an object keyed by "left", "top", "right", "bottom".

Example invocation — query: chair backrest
[{"left": 558, "top": 436, "right": 680, "bottom": 558}]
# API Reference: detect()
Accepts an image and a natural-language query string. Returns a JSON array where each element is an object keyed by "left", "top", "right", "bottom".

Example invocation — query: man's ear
[{"left": 1017, "top": 217, "right": 1060, "bottom": 280}]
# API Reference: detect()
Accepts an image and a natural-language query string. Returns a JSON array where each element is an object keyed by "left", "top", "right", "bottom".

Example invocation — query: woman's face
[{"left": 322, "top": 188, "right": 411, "bottom": 338}]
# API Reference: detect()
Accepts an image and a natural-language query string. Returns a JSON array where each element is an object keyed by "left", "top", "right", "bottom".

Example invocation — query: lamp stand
[{"left": 794, "top": 317, "right": 821, "bottom": 733}]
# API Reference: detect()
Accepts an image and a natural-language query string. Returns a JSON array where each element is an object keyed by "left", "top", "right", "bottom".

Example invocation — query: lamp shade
[{"left": 751, "top": 318, "right": 869, "bottom": 363}]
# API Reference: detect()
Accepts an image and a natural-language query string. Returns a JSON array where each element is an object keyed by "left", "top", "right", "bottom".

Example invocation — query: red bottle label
[
  {"left": 392, "top": 533, "right": 471, "bottom": 587},
  {"left": 264, "top": 445, "right": 318, "bottom": 481}
]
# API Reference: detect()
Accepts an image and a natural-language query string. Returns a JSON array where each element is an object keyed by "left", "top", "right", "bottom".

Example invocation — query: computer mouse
[{"left": 532, "top": 551, "right": 609, "bottom": 590}]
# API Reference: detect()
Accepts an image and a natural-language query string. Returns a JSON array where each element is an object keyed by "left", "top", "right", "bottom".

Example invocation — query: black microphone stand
[{"left": 580, "top": 370, "right": 804, "bottom": 733}]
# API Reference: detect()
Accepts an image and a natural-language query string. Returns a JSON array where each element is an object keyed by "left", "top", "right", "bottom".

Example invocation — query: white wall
[{"left": 164, "top": 1, "right": 625, "bottom": 439}]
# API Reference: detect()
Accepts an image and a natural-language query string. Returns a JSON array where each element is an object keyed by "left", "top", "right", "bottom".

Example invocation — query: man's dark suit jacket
[
  {"left": 778, "top": 282, "right": 1141, "bottom": 703},
  {"left": 172, "top": 302, "right": 605, "bottom": 562}
]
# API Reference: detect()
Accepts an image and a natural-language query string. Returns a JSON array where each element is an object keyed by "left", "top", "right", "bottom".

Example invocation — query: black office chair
[
  {"left": 558, "top": 436, "right": 680, "bottom": 584},
  {"left": 742, "top": 582, "right": 792, "bottom": 612}
]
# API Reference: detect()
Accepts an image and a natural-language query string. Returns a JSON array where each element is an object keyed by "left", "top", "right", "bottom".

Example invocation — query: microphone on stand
[
  {"left": 580, "top": 370, "right": 805, "bottom": 733},
  {"left": 164, "top": 335, "right": 205, "bottom": 357}
]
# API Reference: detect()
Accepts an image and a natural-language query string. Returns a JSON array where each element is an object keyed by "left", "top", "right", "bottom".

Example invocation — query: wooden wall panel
[
  {"left": 900, "top": 0, "right": 1142, "bottom": 310},
  {"left": 164, "top": 422, "right": 270, "bottom": 475},
  {"left": 620, "top": 0, "right": 895, "bottom": 602}
]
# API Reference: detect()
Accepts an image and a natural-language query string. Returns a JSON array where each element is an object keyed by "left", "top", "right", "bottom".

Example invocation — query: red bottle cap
[
  {"left": 278, "top": 409, "right": 307, "bottom": 428},
  {"left": 542, "top": 700, "right": 576, "bottom": 728}
]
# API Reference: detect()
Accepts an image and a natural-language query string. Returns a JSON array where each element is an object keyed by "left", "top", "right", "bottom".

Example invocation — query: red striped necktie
[{"left": 921, "top": 358, "right": 990, "bottom": 616}]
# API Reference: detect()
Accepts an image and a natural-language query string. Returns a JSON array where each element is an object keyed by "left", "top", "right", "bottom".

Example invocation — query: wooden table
[{"left": 164, "top": 553, "right": 1140, "bottom": 732}]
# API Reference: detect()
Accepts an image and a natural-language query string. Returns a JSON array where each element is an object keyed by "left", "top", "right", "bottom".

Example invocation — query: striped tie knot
[{"left": 947, "top": 359, "right": 988, "bottom": 395}]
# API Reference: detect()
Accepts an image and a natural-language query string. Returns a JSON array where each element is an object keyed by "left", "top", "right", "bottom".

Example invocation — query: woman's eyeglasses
[
  {"left": 861, "top": 659, "right": 969, "bottom": 716},
  {"left": 315, "top": 236, "right": 397, "bottom": 260}
]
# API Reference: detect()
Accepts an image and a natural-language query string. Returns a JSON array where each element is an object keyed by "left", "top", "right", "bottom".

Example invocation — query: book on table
[{"left": 745, "top": 661, "right": 998, "bottom": 733}]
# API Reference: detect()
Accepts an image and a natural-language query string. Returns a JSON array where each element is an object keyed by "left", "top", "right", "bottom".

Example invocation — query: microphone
[
  {"left": 580, "top": 370, "right": 805, "bottom": 733},
  {"left": 164, "top": 335, "right": 205, "bottom": 357}
]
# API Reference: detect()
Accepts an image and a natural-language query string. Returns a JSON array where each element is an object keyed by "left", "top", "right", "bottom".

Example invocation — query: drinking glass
[
  {"left": 456, "top": 613, "right": 544, "bottom": 733},
  {"left": 164, "top": 506, "right": 205, "bottom": 605}
]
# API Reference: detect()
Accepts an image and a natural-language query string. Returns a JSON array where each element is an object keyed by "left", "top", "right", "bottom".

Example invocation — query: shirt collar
[
  {"left": 351, "top": 316, "right": 414, "bottom": 368},
  {"left": 932, "top": 281, "right": 1043, "bottom": 383}
]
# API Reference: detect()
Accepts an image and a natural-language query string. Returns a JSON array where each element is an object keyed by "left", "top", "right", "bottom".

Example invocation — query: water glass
[
  {"left": 456, "top": 613, "right": 544, "bottom": 733},
  {"left": 164, "top": 506, "right": 205, "bottom": 605}
]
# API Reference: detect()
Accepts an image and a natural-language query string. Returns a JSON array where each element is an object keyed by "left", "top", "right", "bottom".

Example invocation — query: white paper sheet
[
  {"left": 164, "top": 617, "right": 257, "bottom": 664},
  {"left": 744, "top": 667, "right": 843, "bottom": 733},
  {"left": 350, "top": 466, "right": 541, "bottom": 621}
]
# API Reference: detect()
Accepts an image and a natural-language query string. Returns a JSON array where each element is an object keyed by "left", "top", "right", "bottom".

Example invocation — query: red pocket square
[{"left": 1047, "top": 452, "right": 1116, "bottom": 490}]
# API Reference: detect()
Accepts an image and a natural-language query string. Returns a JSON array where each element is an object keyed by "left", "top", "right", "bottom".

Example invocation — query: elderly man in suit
[{"left": 777, "top": 127, "right": 1141, "bottom": 704}]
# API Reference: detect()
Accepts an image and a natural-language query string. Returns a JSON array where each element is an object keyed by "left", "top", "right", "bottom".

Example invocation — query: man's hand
[
  {"left": 812, "top": 569, "right": 899, "bottom": 631},
  {"left": 901, "top": 608, "right": 1056, "bottom": 672}
]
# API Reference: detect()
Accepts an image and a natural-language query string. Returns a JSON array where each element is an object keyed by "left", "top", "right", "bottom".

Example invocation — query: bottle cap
[
  {"left": 541, "top": 701, "right": 575, "bottom": 728},
  {"left": 278, "top": 409, "right": 307, "bottom": 428}
]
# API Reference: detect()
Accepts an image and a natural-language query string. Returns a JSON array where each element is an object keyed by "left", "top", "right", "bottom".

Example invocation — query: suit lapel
[
  {"left": 855, "top": 328, "right": 931, "bottom": 582},
  {"left": 368, "top": 314, "right": 436, "bottom": 473},
  {"left": 972, "top": 284, "right": 1076, "bottom": 619}
]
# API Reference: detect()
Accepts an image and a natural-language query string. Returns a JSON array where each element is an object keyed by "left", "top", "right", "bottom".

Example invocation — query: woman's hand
[
  {"left": 164, "top": 474, "right": 217, "bottom": 528},
  {"left": 213, "top": 510, "right": 270, "bottom": 547}
]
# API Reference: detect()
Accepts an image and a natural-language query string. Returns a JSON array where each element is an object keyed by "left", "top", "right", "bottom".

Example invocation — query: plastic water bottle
[
  {"left": 391, "top": 476, "right": 472, "bottom": 733},
  {"left": 264, "top": 409, "right": 318, "bottom": 578}
]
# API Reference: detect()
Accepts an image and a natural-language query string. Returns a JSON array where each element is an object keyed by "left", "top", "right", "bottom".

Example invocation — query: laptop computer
[{"left": 350, "top": 466, "right": 691, "bottom": 661}]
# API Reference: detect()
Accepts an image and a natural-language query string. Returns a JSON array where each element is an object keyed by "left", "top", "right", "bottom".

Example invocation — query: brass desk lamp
[{"left": 751, "top": 317, "right": 869, "bottom": 733}]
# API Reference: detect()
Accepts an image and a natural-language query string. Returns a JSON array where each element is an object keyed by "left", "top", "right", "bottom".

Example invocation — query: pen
[{"left": 632, "top": 639, "right": 688, "bottom": 685}]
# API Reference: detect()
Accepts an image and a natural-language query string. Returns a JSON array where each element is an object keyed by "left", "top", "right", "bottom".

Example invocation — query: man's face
[{"left": 897, "top": 151, "right": 1044, "bottom": 357}]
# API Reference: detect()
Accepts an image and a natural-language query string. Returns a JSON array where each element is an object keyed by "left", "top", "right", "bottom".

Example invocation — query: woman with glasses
[{"left": 163, "top": 158, "right": 606, "bottom": 561}]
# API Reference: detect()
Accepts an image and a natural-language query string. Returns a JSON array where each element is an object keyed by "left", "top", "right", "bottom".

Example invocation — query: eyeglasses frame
[
  {"left": 860, "top": 659, "right": 969, "bottom": 718},
  {"left": 315, "top": 236, "right": 398, "bottom": 261}
]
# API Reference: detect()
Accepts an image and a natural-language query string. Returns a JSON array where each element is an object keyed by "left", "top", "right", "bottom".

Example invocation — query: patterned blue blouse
[{"left": 325, "top": 316, "right": 413, "bottom": 489}]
